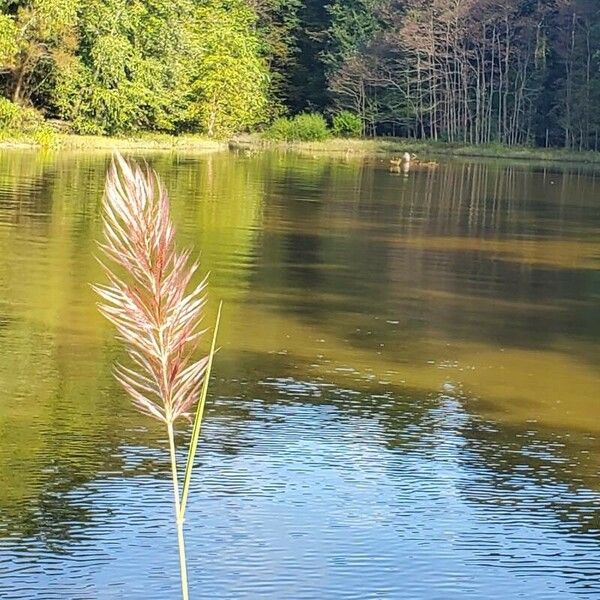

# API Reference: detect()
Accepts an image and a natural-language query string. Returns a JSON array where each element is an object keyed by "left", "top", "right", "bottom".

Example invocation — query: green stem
[
  {"left": 167, "top": 420, "right": 189, "bottom": 600},
  {"left": 180, "top": 301, "right": 222, "bottom": 519}
]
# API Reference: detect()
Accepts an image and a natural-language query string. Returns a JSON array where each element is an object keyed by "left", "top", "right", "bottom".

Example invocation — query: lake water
[{"left": 0, "top": 148, "right": 598, "bottom": 599}]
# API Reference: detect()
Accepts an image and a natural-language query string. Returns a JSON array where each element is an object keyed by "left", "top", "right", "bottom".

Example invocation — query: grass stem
[{"left": 168, "top": 421, "right": 190, "bottom": 600}]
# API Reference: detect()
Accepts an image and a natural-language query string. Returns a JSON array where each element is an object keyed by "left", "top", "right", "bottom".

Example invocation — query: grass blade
[{"left": 180, "top": 300, "right": 223, "bottom": 518}]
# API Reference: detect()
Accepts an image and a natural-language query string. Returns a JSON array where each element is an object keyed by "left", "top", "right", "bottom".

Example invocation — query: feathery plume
[{"left": 94, "top": 153, "right": 208, "bottom": 424}]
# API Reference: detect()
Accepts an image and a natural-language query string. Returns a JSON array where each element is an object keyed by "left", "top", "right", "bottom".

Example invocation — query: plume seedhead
[{"left": 94, "top": 153, "right": 209, "bottom": 424}]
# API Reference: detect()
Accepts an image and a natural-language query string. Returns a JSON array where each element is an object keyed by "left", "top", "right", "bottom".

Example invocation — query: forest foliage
[{"left": 1, "top": 0, "right": 600, "bottom": 148}]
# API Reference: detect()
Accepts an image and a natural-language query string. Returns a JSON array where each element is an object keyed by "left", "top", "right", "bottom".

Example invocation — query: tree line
[
  {"left": 0, "top": 0, "right": 269, "bottom": 136},
  {"left": 323, "top": 0, "right": 600, "bottom": 149},
  {"left": 1, "top": 0, "right": 600, "bottom": 148}
]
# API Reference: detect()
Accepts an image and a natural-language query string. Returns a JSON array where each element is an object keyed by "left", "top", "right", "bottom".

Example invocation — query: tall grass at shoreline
[{"left": 94, "top": 153, "right": 221, "bottom": 599}]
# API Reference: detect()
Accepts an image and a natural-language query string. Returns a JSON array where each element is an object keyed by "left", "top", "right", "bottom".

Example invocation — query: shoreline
[
  {"left": 2, "top": 132, "right": 600, "bottom": 165},
  {"left": 0, "top": 133, "right": 227, "bottom": 152},
  {"left": 237, "top": 136, "right": 600, "bottom": 165}
]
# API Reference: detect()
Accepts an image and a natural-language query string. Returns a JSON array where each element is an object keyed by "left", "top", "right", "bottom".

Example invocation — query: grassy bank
[
  {"left": 4, "top": 129, "right": 600, "bottom": 165},
  {"left": 0, "top": 131, "right": 227, "bottom": 152},
  {"left": 240, "top": 135, "right": 600, "bottom": 165}
]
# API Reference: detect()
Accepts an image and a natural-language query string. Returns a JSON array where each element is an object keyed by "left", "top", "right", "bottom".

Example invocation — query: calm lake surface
[{"left": 0, "top": 149, "right": 598, "bottom": 599}]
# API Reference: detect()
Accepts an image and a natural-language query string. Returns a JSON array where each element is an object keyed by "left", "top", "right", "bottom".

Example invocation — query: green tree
[
  {"left": 0, "top": 0, "right": 78, "bottom": 105},
  {"left": 286, "top": 0, "right": 332, "bottom": 112},
  {"left": 0, "top": 13, "right": 19, "bottom": 69},
  {"left": 185, "top": 0, "right": 270, "bottom": 137},
  {"left": 252, "top": 0, "right": 301, "bottom": 114},
  {"left": 546, "top": 0, "right": 600, "bottom": 149},
  {"left": 52, "top": 0, "right": 193, "bottom": 134},
  {"left": 324, "top": 0, "right": 384, "bottom": 135}
]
